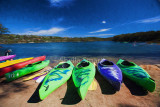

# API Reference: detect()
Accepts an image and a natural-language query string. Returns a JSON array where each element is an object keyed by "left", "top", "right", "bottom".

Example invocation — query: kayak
[
  {"left": 117, "top": 59, "right": 156, "bottom": 92},
  {"left": 0, "top": 55, "right": 16, "bottom": 62},
  {"left": 0, "top": 57, "right": 33, "bottom": 69},
  {"left": 72, "top": 59, "right": 95, "bottom": 100},
  {"left": 97, "top": 59, "right": 122, "bottom": 91},
  {"left": 5, "top": 60, "right": 50, "bottom": 82},
  {"left": 39, "top": 60, "right": 74, "bottom": 100},
  {"left": 0, "top": 56, "right": 45, "bottom": 76}
]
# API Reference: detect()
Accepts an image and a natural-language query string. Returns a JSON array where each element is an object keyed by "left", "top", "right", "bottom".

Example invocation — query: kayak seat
[
  {"left": 122, "top": 60, "right": 134, "bottom": 66},
  {"left": 36, "top": 61, "right": 42, "bottom": 64},
  {"left": 78, "top": 61, "right": 89, "bottom": 68},
  {"left": 27, "top": 61, "right": 42, "bottom": 67},
  {"left": 101, "top": 61, "right": 114, "bottom": 66},
  {"left": 57, "top": 63, "right": 70, "bottom": 68},
  {"left": 27, "top": 64, "right": 33, "bottom": 67}
]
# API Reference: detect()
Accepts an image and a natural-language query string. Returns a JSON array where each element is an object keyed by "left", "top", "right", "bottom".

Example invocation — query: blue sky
[{"left": 0, "top": 0, "right": 160, "bottom": 37}]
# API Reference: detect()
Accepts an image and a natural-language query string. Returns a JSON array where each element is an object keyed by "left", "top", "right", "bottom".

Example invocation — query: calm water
[{"left": 0, "top": 41, "right": 160, "bottom": 64}]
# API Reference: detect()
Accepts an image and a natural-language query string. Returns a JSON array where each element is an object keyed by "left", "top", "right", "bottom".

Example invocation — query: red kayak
[{"left": 0, "top": 56, "right": 46, "bottom": 77}]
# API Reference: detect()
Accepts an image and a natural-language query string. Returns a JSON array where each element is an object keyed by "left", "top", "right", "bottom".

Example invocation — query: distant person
[
  {"left": 133, "top": 41, "right": 137, "bottom": 47},
  {"left": 5, "top": 49, "right": 12, "bottom": 56}
]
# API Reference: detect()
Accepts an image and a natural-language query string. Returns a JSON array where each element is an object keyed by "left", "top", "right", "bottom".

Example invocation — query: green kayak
[
  {"left": 117, "top": 59, "right": 155, "bottom": 92},
  {"left": 5, "top": 60, "right": 50, "bottom": 82},
  {"left": 72, "top": 59, "right": 96, "bottom": 100},
  {"left": 39, "top": 60, "right": 74, "bottom": 100}
]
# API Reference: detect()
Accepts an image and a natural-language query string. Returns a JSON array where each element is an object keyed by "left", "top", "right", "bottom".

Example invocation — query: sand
[{"left": 0, "top": 62, "right": 160, "bottom": 107}]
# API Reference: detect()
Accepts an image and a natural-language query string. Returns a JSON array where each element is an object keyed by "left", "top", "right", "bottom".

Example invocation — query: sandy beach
[
  {"left": 0, "top": 59, "right": 160, "bottom": 107},
  {"left": 1, "top": 0, "right": 160, "bottom": 106}
]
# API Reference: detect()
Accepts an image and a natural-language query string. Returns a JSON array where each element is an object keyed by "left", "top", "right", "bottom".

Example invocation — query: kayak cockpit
[
  {"left": 121, "top": 60, "right": 135, "bottom": 66},
  {"left": 57, "top": 63, "right": 70, "bottom": 68},
  {"left": 78, "top": 61, "right": 89, "bottom": 68},
  {"left": 100, "top": 60, "right": 114, "bottom": 66}
]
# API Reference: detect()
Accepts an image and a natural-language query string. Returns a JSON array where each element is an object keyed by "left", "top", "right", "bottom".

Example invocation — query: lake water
[{"left": 0, "top": 41, "right": 160, "bottom": 64}]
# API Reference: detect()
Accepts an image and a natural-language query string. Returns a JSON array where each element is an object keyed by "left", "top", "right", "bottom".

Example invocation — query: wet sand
[
  {"left": 47, "top": 56, "right": 160, "bottom": 65},
  {"left": 0, "top": 60, "right": 160, "bottom": 107}
]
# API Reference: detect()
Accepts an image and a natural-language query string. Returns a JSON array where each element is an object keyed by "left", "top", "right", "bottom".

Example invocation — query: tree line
[
  {"left": 0, "top": 23, "right": 112, "bottom": 44},
  {"left": 0, "top": 23, "right": 160, "bottom": 44},
  {"left": 0, "top": 34, "right": 112, "bottom": 44},
  {"left": 0, "top": 24, "right": 10, "bottom": 34},
  {"left": 112, "top": 31, "right": 160, "bottom": 43}
]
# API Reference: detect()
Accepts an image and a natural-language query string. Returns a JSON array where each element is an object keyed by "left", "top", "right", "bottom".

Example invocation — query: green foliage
[
  {"left": 0, "top": 24, "right": 10, "bottom": 34},
  {"left": 0, "top": 34, "right": 112, "bottom": 44},
  {"left": 1, "top": 30, "right": 159, "bottom": 44},
  {"left": 112, "top": 31, "right": 160, "bottom": 43}
]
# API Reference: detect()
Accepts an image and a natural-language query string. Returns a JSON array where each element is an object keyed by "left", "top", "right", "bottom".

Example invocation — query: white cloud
[
  {"left": 85, "top": 34, "right": 115, "bottom": 37},
  {"left": 110, "top": 15, "right": 160, "bottom": 28},
  {"left": 48, "top": 0, "right": 75, "bottom": 7},
  {"left": 102, "top": 21, "right": 106, "bottom": 24},
  {"left": 22, "top": 27, "right": 65, "bottom": 35},
  {"left": 89, "top": 28, "right": 111, "bottom": 33},
  {"left": 136, "top": 16, "right": 160, "bottom": 23}
]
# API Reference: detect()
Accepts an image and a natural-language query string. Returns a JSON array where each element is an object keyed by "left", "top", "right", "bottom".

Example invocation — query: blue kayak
[{"left": 97, "top": 59, "right": 123, "bottom": 91}]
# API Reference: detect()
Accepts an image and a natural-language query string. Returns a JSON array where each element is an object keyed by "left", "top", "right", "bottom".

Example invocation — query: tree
[{"left": 0, "top": 24, "right": 10, "bottom": 34}]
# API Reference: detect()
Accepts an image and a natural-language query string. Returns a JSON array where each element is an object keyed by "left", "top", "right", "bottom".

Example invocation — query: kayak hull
[
  {"left": 98, "top": 59, "right": 122, "bottom": 91},
  {"left": 117, "top": 59, "right": 156, "bottom": 92},
  {"left": 0, "top": 55, "right": 16, "bottom": 62},
  {"left": 39, "top": 60, "right": 74, "bottom": 100},
  {"left": 72, "top": 59, "right": 96, "bottom": 100},
  {"left": 0, "top": 57, "right": 33, "bottom": 76},
  {"left": 0, "top": 56, "right": 45, "bottom": 76},
  {"left": 5, "top": 60, "right": 50, "bottom": 82},
  {"left": 0, "top": 57, "right": 33, "bottom": 69}
]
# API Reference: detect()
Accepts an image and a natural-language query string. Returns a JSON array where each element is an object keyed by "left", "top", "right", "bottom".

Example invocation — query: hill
[
  {"left": 1, "top": 30, "right": 160, "bottom": 44},
  {"left": 0, "top": 34, "right": 112, "bottom": 44},
  {"left": 112, "top": 31, "right": 160, "bottom": 43}
]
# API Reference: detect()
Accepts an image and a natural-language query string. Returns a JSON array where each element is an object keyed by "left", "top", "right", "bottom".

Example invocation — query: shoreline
[
  {"left": 0, "top": 62, "right": 160, "bottom": 107},
  {"left": 46, "top": 56, "right": 160, "bottom": 66},
  {"left": 0, "top": 40, "right": 160, "bottom": 45},
  {"left": 0, "top": 40, "right": 110, "bottom": 44}
]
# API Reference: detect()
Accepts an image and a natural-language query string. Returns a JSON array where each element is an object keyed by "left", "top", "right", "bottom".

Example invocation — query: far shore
[
  {"left": 1, "top": 30, "right": 160, "bottom": 44},
  {"left": 0, "top": 40, "right": 160, "bottom": 45}
]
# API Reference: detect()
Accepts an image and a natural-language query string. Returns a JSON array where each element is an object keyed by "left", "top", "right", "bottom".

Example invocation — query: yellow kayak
[{"left": 0, "top": 57, "right": 33, "bottom": 68}]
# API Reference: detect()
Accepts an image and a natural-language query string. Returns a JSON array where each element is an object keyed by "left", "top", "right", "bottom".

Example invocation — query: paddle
[
  {"left": 23, "top": 68, "right": 52, "bottom": 81},
  {"left": 88, "top": 79, "right": 97, "bottom": 90},
  {"left": 36, "top": 75, "right": 46, "bottom": 83},
  {"left": 25, "top": 61, "right": 64, "bottom": 82},
  {"left": 88, "top": 62, "right": 97, "bottom": 91}
]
